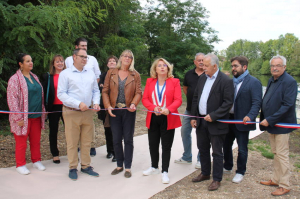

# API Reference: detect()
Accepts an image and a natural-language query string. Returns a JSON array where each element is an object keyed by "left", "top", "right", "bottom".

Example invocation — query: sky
[{"left": 140, "top": 0, "right": 300, "bottom": 51}]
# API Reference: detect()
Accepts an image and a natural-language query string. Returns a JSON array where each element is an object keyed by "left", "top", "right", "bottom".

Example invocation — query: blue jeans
[
  {"left": 180, "top": 110, "right": 200, "bottom": 162},
  {"left": 223, "top": 123, "right": 249, "bottom": 175}
]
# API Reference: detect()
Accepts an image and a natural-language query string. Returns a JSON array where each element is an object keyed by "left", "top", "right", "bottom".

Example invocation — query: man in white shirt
[
  {"left": 58, "top": 48, "right": 100, "bottom": 180},
  {"left": 65, "top": 37, "right": 101, "bottom": 83},
  {"left": 190, "top": 53, "right": 234, "bottom": 191},
  {"left": 65, "top": 37, "right": 101, "bottom": 156}
]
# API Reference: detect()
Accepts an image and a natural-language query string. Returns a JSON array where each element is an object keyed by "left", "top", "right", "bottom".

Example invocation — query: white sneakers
[
  {"left": 33, "top": 161, "right": 46, "bottom": 171},
  {"left": 195, "top": 161, "right": 201, "bottom": 169},
  {"left": 16, "top": 162, "right": 46, "bottom": 175},
  {"left": 143, "top": 167, "right": 160, "bottom": 176},
  {"left": 143, "top": 168, "right": 170, "bottom": 184},
  {"left": 162, "top": 172, "right": 169, "bottom": 184},
  {"left": 223, "top": 168, "right": 232, "bottom": 174},
  {"left": 16, "top": 165, "right": 30, "bottom": 175},
  {"left": 174, "top": 158, "right": 192, "bottom": 164},
  {"left": 232, "top": 173, "right": 244, "bottom": 183}
]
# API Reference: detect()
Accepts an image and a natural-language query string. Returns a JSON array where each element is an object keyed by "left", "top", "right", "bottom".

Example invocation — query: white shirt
[
  {"left": 57, "top": 65, "right": 100, "bottom": 108},
  {"left": 229, "top": 81, "right": 243, "bottom": 114},
  {"left": 65, "top": 55, "right": 101, "bottom": 79},
  {"left": 199, "top": 69, "right": 219, "bottom": 115},
  {"left": 152, "top": 84, "right": 166, "bottom": 108}
]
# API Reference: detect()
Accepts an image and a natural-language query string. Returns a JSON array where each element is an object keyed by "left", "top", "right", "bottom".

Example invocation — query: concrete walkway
[{"left": 0, "top": 124, "right": 262, "bottom": 199}]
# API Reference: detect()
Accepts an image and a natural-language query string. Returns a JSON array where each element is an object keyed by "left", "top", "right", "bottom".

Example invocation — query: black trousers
[
  {"left": 196, "top": 119, "right": 226, "bottom": 182},
  {"left": 110, "top": 109, "right": 136, "bottom": 169},
  {"left": 48, "top": 104, "right": 64, "bottom": 157},
  {"left": 103, "top": 117, "right": 114, "bottom": 155},
  {"left": 148, "top": 114, "right": 175, "bottom": 173}
]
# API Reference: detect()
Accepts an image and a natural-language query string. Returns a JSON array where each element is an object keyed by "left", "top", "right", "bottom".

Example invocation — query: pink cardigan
[{"left": 7, "top": 69, "right": 45, "bottom": 136}]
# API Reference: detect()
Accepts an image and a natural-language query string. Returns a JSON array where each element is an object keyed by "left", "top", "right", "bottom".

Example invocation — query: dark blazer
[
  {"left": 42, "top": 73, "right": 55, "bottom": 111},
  {"left": 234, "top": 74, "right": 262, "bottom": 131},
  {"left": 260, "top": 71, "right": 297, "bottom": 134},
  {"left": 191, "top": 71, "right": 234, "bottom": 135}
]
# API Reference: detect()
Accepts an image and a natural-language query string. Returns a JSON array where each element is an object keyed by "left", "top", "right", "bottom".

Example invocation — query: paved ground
[{"left": 0, "top": 125, "right": 262, "bottom": 199}]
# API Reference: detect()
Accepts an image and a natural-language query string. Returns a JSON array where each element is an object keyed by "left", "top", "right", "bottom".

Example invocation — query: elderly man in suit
[
  {"left": 223, "top": 56, "right": 262, "bottom": 184},
  {"left": 260, "top": 55, "right": 297, "bottom": 196},
  {"left": 190, "top": 53, "right": 234, "bottom": 191}
]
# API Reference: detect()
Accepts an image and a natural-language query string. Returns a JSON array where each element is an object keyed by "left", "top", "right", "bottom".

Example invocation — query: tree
[{"left": 144, "top": 0, "right": 219, "bottom": 77}]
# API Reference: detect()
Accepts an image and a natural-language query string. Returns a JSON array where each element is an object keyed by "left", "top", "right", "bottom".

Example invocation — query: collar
[
  {"left": 71, "top": 64, "right": 87, "bottom": 73},
  {"left": 271, "top": 71, "right": 285, "bottom": 82},
  {"left": 206, "top": 69, "right": 219, "bottom": 80}
]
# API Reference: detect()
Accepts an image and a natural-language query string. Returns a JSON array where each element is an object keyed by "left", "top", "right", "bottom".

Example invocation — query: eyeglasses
[
  {"left": 122, "top": 55, "right": 133, "bottom": 59},
  {"left": 270, "top": 64, "right": 284, "bottom": 68},
  {"left": 231, "top": 64, "right": 241, "bottom": 68},
  {"left": 157, "top": 64, "right": 168, "bottom": 68},
  {"left": 76, "top": 55, "right": 89, "bottom": 60}
]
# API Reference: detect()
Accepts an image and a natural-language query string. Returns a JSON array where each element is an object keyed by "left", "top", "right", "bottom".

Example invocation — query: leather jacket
[{"left": 102, "top": 68, "right": 142, "bottom": 109}]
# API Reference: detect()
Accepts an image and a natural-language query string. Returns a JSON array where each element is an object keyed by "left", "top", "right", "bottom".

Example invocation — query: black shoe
[
  {"left": 53, "top": 157, "right": 60, "bottom": 164},
  {"left": 106, "top": 153, "right": 113, "bottom": 159},
  {"left": 112, "top": 156, "right": 117, "bottom": 162},
  {"left": 53, "top": 159, "right": 60, "bottom": 164},
  {"left": 90, "top": 148, "right": 96, "bottom": 157}
]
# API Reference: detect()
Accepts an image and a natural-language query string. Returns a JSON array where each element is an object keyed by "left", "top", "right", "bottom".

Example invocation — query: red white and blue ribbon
[{"left": 1, "top": 109, "right": 299, "bottom": 129}]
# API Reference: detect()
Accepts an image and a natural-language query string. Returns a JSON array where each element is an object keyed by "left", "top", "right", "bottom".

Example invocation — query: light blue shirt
[
  {"left": 199, "top": 69, "right": 219, "bottom": 115},
  {"left": 57, "top": 65, "right": 100, "bottom": 108}
]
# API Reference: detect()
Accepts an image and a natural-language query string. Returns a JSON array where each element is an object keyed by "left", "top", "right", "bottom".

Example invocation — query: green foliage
[
  {"left": 259, "top": 60, "right": 271, "bottom": 75},
  {"left": 144, "top": 0, "right": 219, "bottom": 76},
  {"left": 225, "top": 34, "right": 299, "bottom": 75},
  {"left": 248, "top": 139, "right": 274, "bottom": 159}
]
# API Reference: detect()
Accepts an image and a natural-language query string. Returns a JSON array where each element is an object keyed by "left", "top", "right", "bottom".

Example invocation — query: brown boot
[
  {"left": 208, "top": 180, "right": 221, "bottom": 191},
  {"left": 271, "top": 187, "right": 290, "bottom": 196},
  {"left": 260, "top": 180, "right": 279, "bottom": 186},
  {"left": 192, "top": 173, "right": 210, "bottom": 182}
]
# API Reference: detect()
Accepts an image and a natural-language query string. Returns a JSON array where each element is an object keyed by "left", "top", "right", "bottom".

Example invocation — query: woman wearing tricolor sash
[{"left": 142, "top": 58, "right": 182, "bottom": 184}]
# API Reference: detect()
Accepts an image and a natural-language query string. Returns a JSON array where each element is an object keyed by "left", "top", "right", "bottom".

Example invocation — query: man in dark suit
[
  {"left": 190, "top": 53, "right": 234, "bottom": 191},
  {"left": 223, "top": 56, "right": 262, "bottom": 184},
  {"left": 259, "top": 55, "right": 297, "bottom": 196}
]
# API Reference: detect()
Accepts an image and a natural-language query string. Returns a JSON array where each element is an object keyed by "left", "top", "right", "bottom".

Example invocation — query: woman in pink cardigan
[{"left": 7, "top": 53, "right": 46, "bottom": 175}]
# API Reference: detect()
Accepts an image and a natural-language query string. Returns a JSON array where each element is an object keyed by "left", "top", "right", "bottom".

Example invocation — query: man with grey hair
[
  {"left": 259, "top": 55, "right": 297, "bottom": 196},
  {"left": 190, "top": 53, "right": 234, "bottom": 191},
  {"left": 174, "top": 52, "right": 204, "bottom": 168}
]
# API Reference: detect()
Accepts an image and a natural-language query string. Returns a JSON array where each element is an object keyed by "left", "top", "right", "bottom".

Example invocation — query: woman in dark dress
[{"left": 42, "top": 55, "right": 66, "bottom": 164}]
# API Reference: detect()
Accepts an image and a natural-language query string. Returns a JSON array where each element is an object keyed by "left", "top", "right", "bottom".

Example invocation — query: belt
[
  {"left": 63, "top": 105, "right": 91, "bottom": 111},
  {"left": 116, "top": 103, "right": 126, "bottom": 108}
]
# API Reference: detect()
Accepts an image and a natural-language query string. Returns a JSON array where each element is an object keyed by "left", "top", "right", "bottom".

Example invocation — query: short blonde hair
[
  {"left": 116, "top": 49, "right": 135, "bottom": 71},
  {"left": 150, "top": 58, "right": 174, "bottom": 79}
]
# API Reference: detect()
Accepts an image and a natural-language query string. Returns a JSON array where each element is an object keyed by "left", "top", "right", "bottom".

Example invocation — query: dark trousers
[
  {"left": 103, "top": 117, "right": 114, "bottom": 154},
  {"left": 110, "top": 109, "right": 136, "bottom": 169},
  {"left": 148, "top": 114, "right": 175, "bottom": 173},
  {"left": 48, "top": 104, "right": 64, "bottom": 157},
  {"left": 197, "top": 119, "right": 226, "bottom": 182},
  {"left": 223, "top": 122, "right": 249, "bottom": 175}
]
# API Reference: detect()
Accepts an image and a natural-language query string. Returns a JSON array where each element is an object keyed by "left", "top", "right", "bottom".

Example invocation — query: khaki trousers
[
  {"left": 63, "top": 107, "right": 94, "bottom": 169},
  {"left": 269, "top": 133, "right": 290, "bottom": 189}
]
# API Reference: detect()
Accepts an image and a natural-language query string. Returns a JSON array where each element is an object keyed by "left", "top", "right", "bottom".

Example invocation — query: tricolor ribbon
[{"left": 1, "top": 109, "right": 299, "bottom": 129}]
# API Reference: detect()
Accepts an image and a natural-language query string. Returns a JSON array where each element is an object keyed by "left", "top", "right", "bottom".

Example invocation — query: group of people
[{"left": 6, "top": 37, "right": 297, "bottom": 196}]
